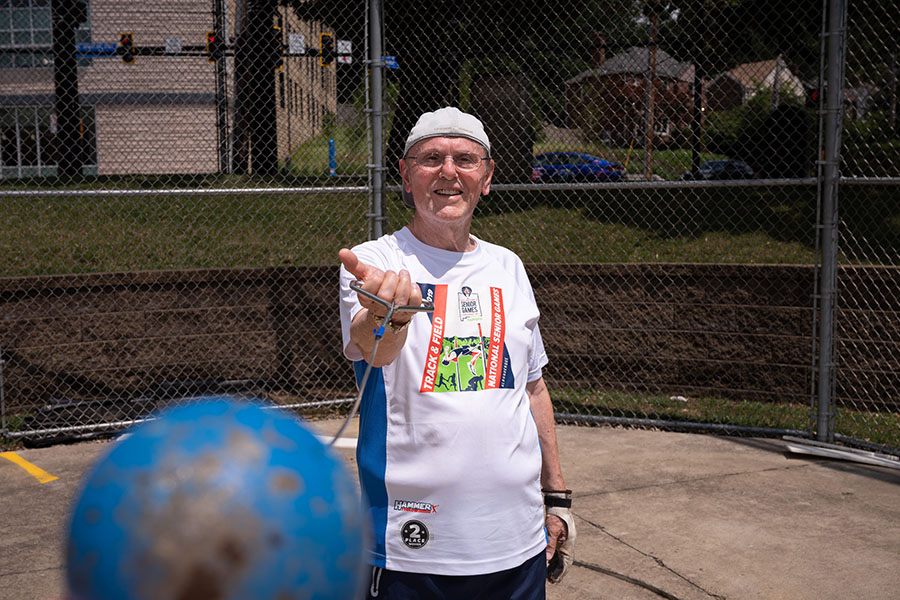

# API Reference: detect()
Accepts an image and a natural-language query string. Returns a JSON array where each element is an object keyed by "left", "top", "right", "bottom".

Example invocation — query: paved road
[{"left": 2, "top": 421, "right": 899, "bottom": 600}]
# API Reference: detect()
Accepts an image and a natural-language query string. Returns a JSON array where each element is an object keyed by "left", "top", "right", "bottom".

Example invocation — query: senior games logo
[
  {"left": 419, "top": 284, "right": 514, "bottom": 393},
  {"left": 457, "top": 286, "right": 482, "bottom": 321}
]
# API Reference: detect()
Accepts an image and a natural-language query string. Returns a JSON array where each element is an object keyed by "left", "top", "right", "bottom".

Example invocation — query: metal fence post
[
  {"left": 0, "top": 352, "right": 6, "bottom": 435},
  {"left": 368, "top": 0, "right": 385, "bottom": 239},
  {"left": 816, "top": 0, "right": 848, "bottom": 443}
]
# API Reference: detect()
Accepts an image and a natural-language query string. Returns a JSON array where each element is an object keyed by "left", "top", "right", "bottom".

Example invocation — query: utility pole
[
  {"left": 51, "top": 0, "right": 87, "bottom": 178},
  {"left": 890, "top": 50, "right": 897, "bottom": 135},
  {"left": 239, "top": 0, "right": 278, "bottom": 176},
  {"left": 213, "top": 0, "right": 229, "bottom": 173},
  {"left": 690, "top": 3, "right": 707, "bottom": 176},
  {"left": 773, "top": 54, "right": 782, "bottom": 109},
  {"left": 644, "top": 12, "right": 658, "bottom": 181}
]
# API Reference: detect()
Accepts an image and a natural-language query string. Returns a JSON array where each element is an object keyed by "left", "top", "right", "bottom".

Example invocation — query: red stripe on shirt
[
  {"left": 485, "top": 287, "right": 505, "bottom": 389},
  {"left": 419, "top": 285, "right": 448, "bottom": 392}
]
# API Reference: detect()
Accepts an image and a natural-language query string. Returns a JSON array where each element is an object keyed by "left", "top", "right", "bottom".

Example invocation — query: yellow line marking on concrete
[{"left": 0, "top": 452, "right": 59, "bottom": 483}]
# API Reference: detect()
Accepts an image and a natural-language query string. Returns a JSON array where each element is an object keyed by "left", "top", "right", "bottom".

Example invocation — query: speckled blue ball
[{"left": 66, "top": 398, "right": 368, "bottom": 600}]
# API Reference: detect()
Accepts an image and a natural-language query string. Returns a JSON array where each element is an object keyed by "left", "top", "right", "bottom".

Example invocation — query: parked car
[
  {"left": 532, "top": 152, "right": 626, "bottom": 183},
  {"left": 680, "top": 160, "right": 756, "bottom": 181}
]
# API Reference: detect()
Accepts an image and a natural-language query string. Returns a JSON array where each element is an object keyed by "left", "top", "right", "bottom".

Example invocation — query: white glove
[{"left": 544, "top": 489, "right": 576, "bottom": 583}]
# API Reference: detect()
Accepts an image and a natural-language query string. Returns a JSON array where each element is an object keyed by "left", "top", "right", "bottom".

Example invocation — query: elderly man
[{"left": 339, "top": 107, "right": 574, "bottom": 599}]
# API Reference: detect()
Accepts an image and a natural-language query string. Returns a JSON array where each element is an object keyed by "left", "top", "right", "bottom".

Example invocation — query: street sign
[
  {"left": 384, "top": 55, "right": 398, "bottom": 69},
  {"left": 289, "top": 33, "right": 305, "bottom": 55},
  {"left": 75, "top": 42, "right": 117, "bottom": 58},
  {"left": 165, "top": 37, "right": 182, "bottom": 55},
  {"left": 337, "top": 40, "right": 352, "bottom": 64}
]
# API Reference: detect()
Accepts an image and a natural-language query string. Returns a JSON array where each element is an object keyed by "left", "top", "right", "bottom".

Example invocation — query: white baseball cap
[
  {"left": 403, "top": 106, "right": 491, "bottom": 157},
  {"left": 401, "top": 107, "right": 490, "bottom": 208}
]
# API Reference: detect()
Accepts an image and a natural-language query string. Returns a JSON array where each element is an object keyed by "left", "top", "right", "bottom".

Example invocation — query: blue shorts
[{"left": 364, "top": 551, "right": 546, "bottom": 600}]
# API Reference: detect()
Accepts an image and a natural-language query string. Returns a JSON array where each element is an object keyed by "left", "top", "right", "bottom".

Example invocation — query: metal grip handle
[{"left": 349, "top": 281, "right": 435, "bottom": 315}]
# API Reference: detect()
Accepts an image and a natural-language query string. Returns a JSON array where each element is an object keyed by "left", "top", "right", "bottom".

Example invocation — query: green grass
[
  {"left": 5, "top": 179, "right": 900, "bottom": 276},
  {"left": 621, "top": 148, "right": 727, "bottom": 181},
  {"left": 284, "top": 124, "right": 726, "bottom": 181},
  {"left": 555, "top": 389, "right": 813, "bottom": 431},
  {"left": 0, "top": 192, "right": 372, "bottom": 275},
  {"left": 0, "top": 414, "right": 27, "bottom": 449},
  {"left": 552, "top": 389, "right": 900, "bottom": 450},
  {"left": 4, "top": 389, "right": 896, "bottom": 451},
  {"left": 286, "top": 125, "right": 370, "bottom": 178},
  {"left": 472, "top": 204, "right": 815, "bottom": 264}
]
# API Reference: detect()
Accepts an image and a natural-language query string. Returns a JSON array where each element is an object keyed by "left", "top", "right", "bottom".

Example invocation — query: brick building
[
  {"left": 565, "top": 44, "right": 694, "bottom": 145},
  {"left": 0, "top": 0, "right": 337, "bottom": 178}
]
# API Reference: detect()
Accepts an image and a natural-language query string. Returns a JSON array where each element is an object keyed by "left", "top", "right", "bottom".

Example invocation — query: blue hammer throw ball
[{"left": 66, "top": 398, "right": 368, "bottom": 600}]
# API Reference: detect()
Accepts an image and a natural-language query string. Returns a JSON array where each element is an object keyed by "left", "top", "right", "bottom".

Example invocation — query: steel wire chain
[{"left": 0, "top": 0, "right": 896, "bottom": 454}]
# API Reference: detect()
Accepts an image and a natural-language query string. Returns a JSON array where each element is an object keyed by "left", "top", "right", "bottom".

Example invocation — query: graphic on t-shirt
[
  {"left": 419, "top": 283, "right": 514, "bottom": 393},
  {"left": 393, "top": 500, "right": 439, "bottom": 514},
  {"left": 400, "top": 520, "right": 429, "bottom": 549},
  {"left": 439, "top": 337, "right": 486, "bottom": 391}
]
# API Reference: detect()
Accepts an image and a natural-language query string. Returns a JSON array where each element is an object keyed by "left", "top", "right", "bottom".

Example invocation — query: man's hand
[
  {"left": 339, "top": 248, "right": 423, "bottom": 366},
  {"left": 339, "top": 248, "right": 422, "bottom": 321},
  {"left": 545, "top": 491, "right": 576, "bottom": 583},
  {"left": 545, "top": 513, "right": 567, "bottom": 562}
]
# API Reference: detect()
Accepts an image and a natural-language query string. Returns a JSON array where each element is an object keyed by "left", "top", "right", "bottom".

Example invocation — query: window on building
[
  {"left": 653, "top": 116, "right": 670, "bottom": 136},
  {"left": 0, "top": 105, "right": 96, "bottom": 178},
  {"left": 0, "top": 0, "right": 92, "bottom": 70}
]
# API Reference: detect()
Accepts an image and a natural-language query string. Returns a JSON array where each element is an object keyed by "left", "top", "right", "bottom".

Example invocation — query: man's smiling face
[{"left": 400, "top": 136, "right": 493, "bottom": 227}]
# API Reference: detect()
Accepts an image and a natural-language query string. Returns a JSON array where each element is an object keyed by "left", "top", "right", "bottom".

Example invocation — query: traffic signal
[
  {"left": 119, "top": 32, "right": 134, "bottom": 64},
  {"left": 273, "top": 25, "right": 283, "bottom": 71},
  {"left": 206, "top": 31, "right": 220, "bottom": 62},
  {"left": 320, "top": 33, "right": 334, "bottom": 66}
]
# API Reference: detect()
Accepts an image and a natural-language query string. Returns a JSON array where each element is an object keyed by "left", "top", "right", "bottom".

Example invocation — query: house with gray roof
[
  {"left": 706, "top": 56, "right": 805, "bottom": 112},
  {"left": 565, "top": 46, "right": 695, "bottom": 145}
]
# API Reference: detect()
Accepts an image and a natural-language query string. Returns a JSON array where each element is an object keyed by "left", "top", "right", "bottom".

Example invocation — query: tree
[
  {"left": 232, "top": 0, "right": 281, "bottom": 176},
  {"left": 383, "top": 2, "right": 464, "bottom": 176},
  {"left": 660, "top": 0, "right": 824, "bottom": 176},
  {"left": 291, "top": 0, "right": 638, "bottom": 182},
  {"left": 845, "top": 0, "right": 899, "bottom": 136},
  {"left": 288, "top": 0, "right": 829, "bottom": 182},
  {"left": 640, "top": 1, "right": 674, "bottom": 179}
]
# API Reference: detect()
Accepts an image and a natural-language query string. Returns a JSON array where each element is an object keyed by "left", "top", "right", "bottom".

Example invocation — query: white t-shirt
[{"left": 338, "top": 227, "right": 548, "bottom": 576}]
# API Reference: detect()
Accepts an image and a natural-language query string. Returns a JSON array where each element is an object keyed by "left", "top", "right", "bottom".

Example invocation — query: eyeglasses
[{"left": 405, "top": 152, "right": 489, "bottom": 172}]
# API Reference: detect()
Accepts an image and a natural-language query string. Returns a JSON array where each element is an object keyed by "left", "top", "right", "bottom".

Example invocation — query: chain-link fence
[{"left": 1, "top": 0, "right": 897, "bottom": 455}]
